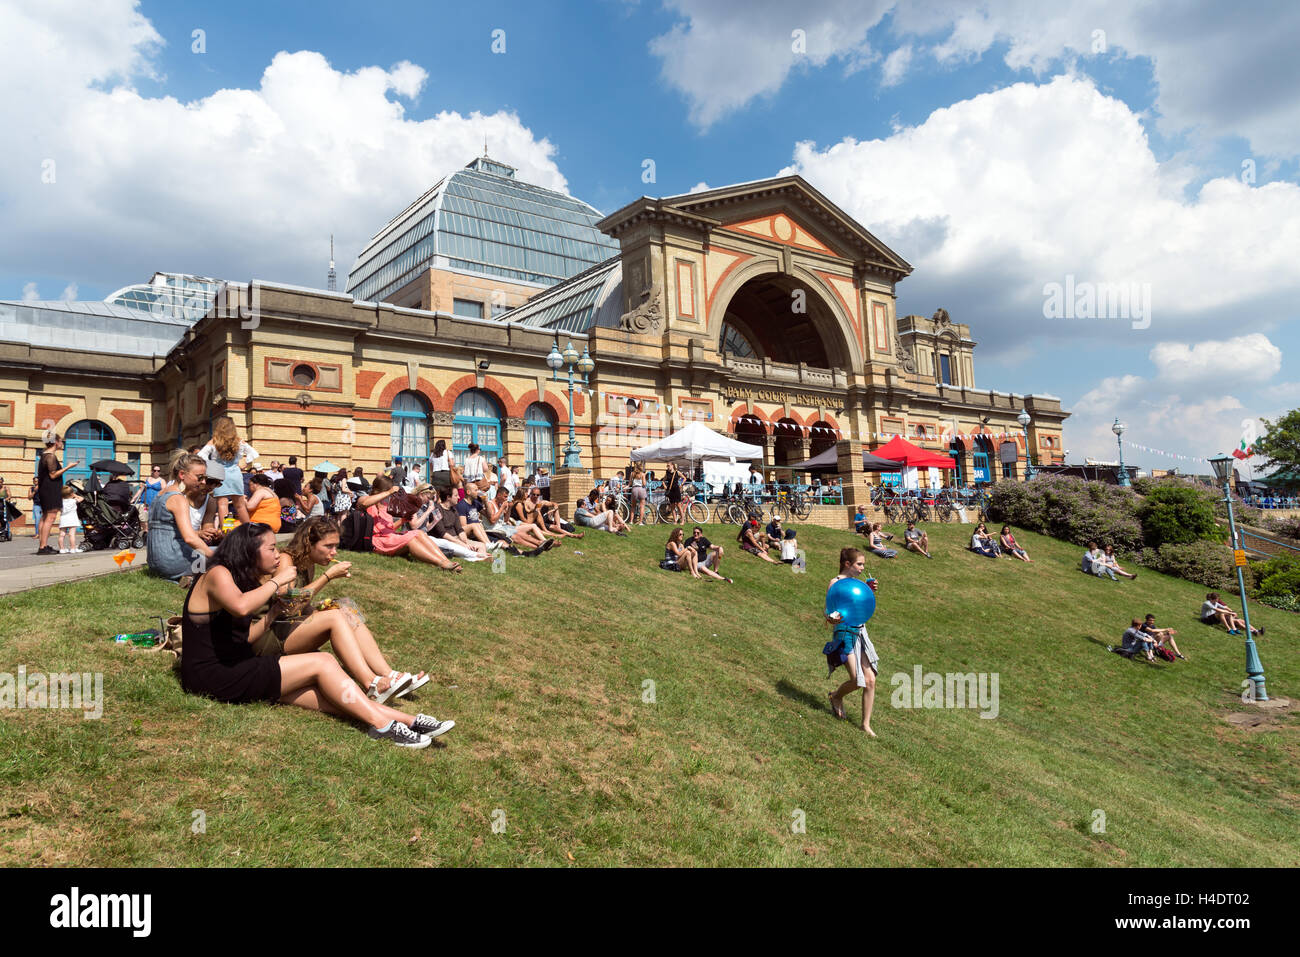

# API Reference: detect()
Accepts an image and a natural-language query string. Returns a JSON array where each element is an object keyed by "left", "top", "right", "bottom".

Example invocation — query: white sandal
[
  {"left": 391, "top": 670, "right": 430, "bottom": 698},
  {"left": 367, "top": 672, "right": 411, "bottom": 705}
]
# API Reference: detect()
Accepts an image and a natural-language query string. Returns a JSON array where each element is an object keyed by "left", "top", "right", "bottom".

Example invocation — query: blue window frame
[
  {"left": 524, "top": 403, "right": 556, "bottom": 476},
  {"left": 950, "top": 444, "right": 965, "bottom": 486},
  {"left": 390, "top": 391, "right": 430, "bottom": 462},
  {"left": 63, "top": 420, "right": 116, "bottom": 485},
  {"left": 939, "top": 354, "right": 952, "bottom": 385},
  {"left": 452, "top": 389, "right": 502, "bottom": 467}
]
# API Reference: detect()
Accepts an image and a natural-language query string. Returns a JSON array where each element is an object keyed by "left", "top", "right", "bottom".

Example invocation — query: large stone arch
[{"left": 706, "top": 259, "right": 862, "bottom": 372}]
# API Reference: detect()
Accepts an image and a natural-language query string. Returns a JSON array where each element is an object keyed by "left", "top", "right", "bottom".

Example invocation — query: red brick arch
[
  {"left": 727, "top": 403, "right": 772, "bottom": 435},
  {"left": 376, "top": 375, "right": 442, "bottom": 412},
  {"left": 516, "top": 388, "right": 567, "bottom": 423},
  {"left": 439, "top": 374, "right": 517, "bottom": 417}
]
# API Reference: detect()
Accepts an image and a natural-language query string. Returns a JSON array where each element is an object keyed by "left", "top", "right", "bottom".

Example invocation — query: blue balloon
[{"left": 825, "top": 577, "right": 876, "bottom": 628}]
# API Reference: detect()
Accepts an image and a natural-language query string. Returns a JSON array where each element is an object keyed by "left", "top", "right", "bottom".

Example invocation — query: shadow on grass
[{"left": 776, "top": 677, "right": 832, "bottom": 713}]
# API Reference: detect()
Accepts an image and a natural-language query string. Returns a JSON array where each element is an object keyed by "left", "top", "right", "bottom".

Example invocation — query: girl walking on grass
[{"left": 825, "top": 546, "right": 879, "bottom": 737}]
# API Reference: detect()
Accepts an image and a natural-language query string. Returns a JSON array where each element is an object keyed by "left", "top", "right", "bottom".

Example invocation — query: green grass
[{"left": 0, "top": 521, "right": 1296, "bottom": 867}]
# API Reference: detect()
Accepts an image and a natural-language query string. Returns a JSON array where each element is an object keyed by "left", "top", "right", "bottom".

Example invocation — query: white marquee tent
[{"left": 629, "top": 422, "right": 764, "bottom": 466}]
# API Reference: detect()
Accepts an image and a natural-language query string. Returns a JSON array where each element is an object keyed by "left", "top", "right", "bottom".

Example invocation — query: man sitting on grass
[
  {"left": 1141, "top": 614, "right": 1187, "bottom": 660},
  {"left": 903, "top": 521, "right": 932, "bottom": 559},
  {"left": 853, "top": 508, "right": 868, "bottom": 536},
  {"left": 1201, "top": 593, "right": 1262, "bottom": 636},
  {"left": 1110, "top": 618, "right": 1157, "bottom": 661}
]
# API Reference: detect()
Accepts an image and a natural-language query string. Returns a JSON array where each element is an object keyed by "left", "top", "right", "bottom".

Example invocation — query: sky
[{"left": 3, "top": 0, "right": 1299, "bottom": 473}]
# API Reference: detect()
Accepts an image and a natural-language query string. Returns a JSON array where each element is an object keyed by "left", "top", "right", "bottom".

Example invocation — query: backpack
[
  {"left": 1153, "top": 645, "right": 1176, "bottom": 662},
  {"left": 339, "top": 507, "right": 374, "bottom": 552}
]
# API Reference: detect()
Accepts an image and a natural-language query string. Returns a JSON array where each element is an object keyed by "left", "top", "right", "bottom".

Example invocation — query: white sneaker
[
  {"left": 59, "top": 548, "right": 69, "bottom": 554},
  {"left": 367, "top": 721, "right": 430, "bottom": 749}
]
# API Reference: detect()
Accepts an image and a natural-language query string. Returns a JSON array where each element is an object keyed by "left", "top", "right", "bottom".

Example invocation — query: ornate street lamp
[
  {"left": 550, "top": 338, "right": 594, "bottom": 469},
  {"left": 1017, "top": 408, "right": 1034, "bottom": 481},
  {"left": 1111, "top": 418, "right": 1130, "bottom": 487},
  {"left": 1209, "top": 454, "right": 1268, "bottom": 701}
]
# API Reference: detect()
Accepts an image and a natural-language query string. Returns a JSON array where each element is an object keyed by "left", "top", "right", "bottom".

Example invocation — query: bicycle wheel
[
  {"left": 617, "top": 498, "right": 632, "bottom": 524},
  {"left": 657, "top": 502, "right": 675, "bottom": 524},
  {"left": 769, "top": 502, "right": 791, "bottom": 523},
  {"left": 792, "top": 496, "right": 812, "bottom": 520},
  {"left": 726, "top": 503, "right": 748, "bottom": 525},
  {"left": 685, "top": 501, "right": 707, "bottom": 524},
  {"left": 912, "top": 502, "right": 931, "bottom": 523}
]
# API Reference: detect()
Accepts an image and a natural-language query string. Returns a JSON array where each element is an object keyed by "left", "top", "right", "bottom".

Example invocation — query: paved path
[{"left": 0, "top": 533, "right": 142, "bottom": 596}]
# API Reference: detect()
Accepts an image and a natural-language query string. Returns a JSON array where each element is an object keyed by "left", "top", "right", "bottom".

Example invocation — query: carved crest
[
  {"left": 932, "top": 307, "right": 951, "bottom": 328},
  {"left": 894, "top": 335, "right": 917, "bottom": 374},
  {"left": 619, "top": 278, "right": 663, "bottom": 334}
]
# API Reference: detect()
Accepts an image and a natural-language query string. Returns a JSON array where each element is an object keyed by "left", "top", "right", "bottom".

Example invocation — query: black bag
[{"left": 339, "top": 507, "right": 374, "bottom": 552}]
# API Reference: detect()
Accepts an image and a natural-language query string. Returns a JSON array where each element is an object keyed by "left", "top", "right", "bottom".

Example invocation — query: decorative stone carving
[
  {"left": 932, "top": 307, "right": 951, "bottom": 328},
  {"left": 619, "top": 279, "right": 663, "bottom": 334},
  {"left": 894, "top": 335, "right": 917, "bottom": 374},
  {"left": 505, "top": 417, "right": 525, "bottom": 430},
  {"left": 431, "top": 411, "right": 455, "bottom": 425}
]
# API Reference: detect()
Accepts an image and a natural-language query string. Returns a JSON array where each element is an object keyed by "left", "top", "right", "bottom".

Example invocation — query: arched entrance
[
  {"left": 717, "top": 273, "right": 851, "bottom": 369},
  {"left": 773, "top": 418, "right": 804, "bottom": 466},
  {"left": 809, "top": 420, "right": 836, "bottom": 458}
]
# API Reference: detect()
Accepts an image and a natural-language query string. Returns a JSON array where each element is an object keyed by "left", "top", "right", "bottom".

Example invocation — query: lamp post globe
[
  {"left": 1111, "top": 417, "right": 1130, "bottom": 487},
  {"left": 577, "top": 346, "right": 594, "bottom": 376},
  {"left": 546, "top": 345, "right": 563, "bottom": 372},
  {"left": 1017, "top": 408, "right": 1033, "bottom": 480},
  {"left": 562, "top": 340, "right": 579, "bottom": 367}
]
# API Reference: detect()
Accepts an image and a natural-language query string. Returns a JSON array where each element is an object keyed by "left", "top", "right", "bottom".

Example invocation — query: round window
[{"left": 292, "top": 364, "right": 315, "bottom": 387}]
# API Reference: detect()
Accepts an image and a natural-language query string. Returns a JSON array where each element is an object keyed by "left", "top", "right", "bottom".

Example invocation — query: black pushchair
[
  {"left": 72, "top": 466, "right": 143, "bottom": 551},
  {"left": 0, "top": 497, "right": 18, "bottom": 542}
]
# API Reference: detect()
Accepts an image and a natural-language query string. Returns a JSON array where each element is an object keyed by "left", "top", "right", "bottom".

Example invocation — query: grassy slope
[{"left": 0, "top": 521, "right": 1295, "bottom": 867}]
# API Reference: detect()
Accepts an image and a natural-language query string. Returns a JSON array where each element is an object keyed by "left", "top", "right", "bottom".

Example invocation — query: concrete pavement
[{"left": 0, "top": 532, "right": 143, "bottom": 596}]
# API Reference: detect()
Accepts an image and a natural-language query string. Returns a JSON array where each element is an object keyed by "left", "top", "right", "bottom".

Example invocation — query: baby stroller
[
  {"left": 0, "top": 497, "right": 18, "bottom": 542},
  {"left": 73, "top": 466, "right": 144, "bottom": 551}
]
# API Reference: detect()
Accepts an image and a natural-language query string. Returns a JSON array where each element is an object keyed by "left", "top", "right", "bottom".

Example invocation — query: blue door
[
  {"left": 63, "top": 420, "right": 116, "bottom": 485},
  {"left": 972, "top": 452, "right": 990, "bottom": 484}
]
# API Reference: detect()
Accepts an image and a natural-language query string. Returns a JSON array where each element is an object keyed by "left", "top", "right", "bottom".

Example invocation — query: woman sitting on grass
[
  {"left": 999, "top": 525, "right": 1032, "bottom": 562},
  {"left": 484, "top": 488, "right": 549, "bottom": 555},
  {"left": 970, "top": 523, "right": 1001, "bottom": 558},
  {"left": 147, "top": 453, "right": 222, "bottom": 582},
  {"left": 245, "top": 473, "right": 282, "bottom": 532},
  {"left": 825, "top": 547, "right": 879, "bottom": 736},
  {"left": 359, "top": 476, "right": 462, "bottom": 572},
  {"left": 262, "top": 516, "right": 436, "bottom": 703},
  {"left": 1099, "top": 544, "right": 1136, "bottom": 580},
  {"left": 737, "top": 519, "right": 781, "bottom": 564},
  {"left": 179, "top": 523, "right": 450, "bottom": 749},
  {"left": 660, "top": 527, "right": 729, "bottom": 580},
  {"left": 868, "top": 522, "right": 897, "bottom": 559}
]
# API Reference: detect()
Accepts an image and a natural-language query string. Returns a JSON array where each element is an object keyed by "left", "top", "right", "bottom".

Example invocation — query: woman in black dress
[
  {"left": 180, "top": 522, "right": 448, "bottom": 749},
  {"left": 36, "top": 430, "right": 70, "bottom": 555},
  {"left": 665, "top": 461, "right": 685, "bottom": 525}
]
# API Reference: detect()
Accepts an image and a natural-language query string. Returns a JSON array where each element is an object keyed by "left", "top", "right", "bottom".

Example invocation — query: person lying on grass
[
  {"left": 903, "top": 520, "right": 932, "bottom": 559},
  {"left": 180, "top": 522, "right": 452, "bottom": 749},
  {"left": 737, "top": 519, "right": 781, "bottom": 564},
  {"left": 1141, "top": 614, "right": 1187, "bottom": 661},
  {"left": 259, "top": 516, "right": 435, "bottom": 703},
  {"left": 358, "top": 476, "right": 462, "bottom": 572},
  {"left": 999, "top": 525, "right": 1032, "bottom": 562},
  {"left": 1110, "top": 618, "right": 1157, "bottom": 661},
  {"left": 1200, "top": 592, "right": 1262, "bottom": 636},
  {"left": 868, "top": 523, "right": 898, "bottom": 559},
  {"left": 825, "top": 546, "right": 879, "bottom": 737}
]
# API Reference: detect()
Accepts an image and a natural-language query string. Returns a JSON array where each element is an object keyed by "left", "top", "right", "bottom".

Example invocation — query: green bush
[
  {"left": 988, "top": 475, "right": 1143, "bottom": 551},
  {"left": 1254, "top": 555, "right": 1300, "bottom": 599},
  {"left": 1137, "top": 486, "right": 1221, "bottom": 549},
  {"left": 1135, "top": 540, "right": 1245, "bottom": 594},
  {"left": 1256, "top": 593, "right": 1300, "bottom": 613}
]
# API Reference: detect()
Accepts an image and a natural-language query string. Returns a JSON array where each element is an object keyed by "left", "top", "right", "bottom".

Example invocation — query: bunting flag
[{"left": 1126, "top": 442, "right": 1212, "bottom": 465}]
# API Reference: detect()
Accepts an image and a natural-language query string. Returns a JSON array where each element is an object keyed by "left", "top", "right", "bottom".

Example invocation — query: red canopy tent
[{"left": 871, "top": 435, "right": 958, "bottom": 469}]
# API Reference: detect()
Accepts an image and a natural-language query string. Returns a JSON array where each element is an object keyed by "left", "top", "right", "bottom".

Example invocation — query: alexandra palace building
[{"left": 0, "top": 155, "right": 1066, "bottom": 527}]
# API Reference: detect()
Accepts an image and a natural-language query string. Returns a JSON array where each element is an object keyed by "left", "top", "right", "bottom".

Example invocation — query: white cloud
[
  {"left": 687, "top": 181, "right": 712, "bottom": 193},
  {"left": 1150, "top": 334, "right": 1282, "bottom": 386},
  {"left": 0, "top": 1, "right": 572, "bottom": 293},
  {"left": 21, "top": 282, "right": 39, "bottom": 302},
  {"left": 648, "top": 0, "right": 1300, "bottom": 157},
  {"left": 879, "top": 44, "right": 912, "bottom": 87},
  {"left": 783, "top": 75, "right": 1300, "bottom": 354},
  {"left": 59, "top": 282, "right": 78, "bottom": 302},
  {"left": 649, "top": 0, "right": 893, "bottom": 129}
]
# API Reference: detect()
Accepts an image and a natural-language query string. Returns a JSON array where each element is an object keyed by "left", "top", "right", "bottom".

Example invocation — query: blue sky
[{"left": 3, "top": 0, "right": 1299, "bottom": 470}]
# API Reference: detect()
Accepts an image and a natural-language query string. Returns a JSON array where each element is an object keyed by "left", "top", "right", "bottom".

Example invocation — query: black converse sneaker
[
  {"left": 367, "top": 721, "right": 431, "bottom": 749},
  {"left": 411, "top": 714, "right": 455, "bottom": 738}
]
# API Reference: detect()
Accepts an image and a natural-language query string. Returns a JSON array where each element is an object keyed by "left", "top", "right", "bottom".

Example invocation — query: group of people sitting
[
  {"left": 1112, "top": 615, "right": 1187, "bottom": 662},
  {"left": 1081, "top": 541, "right": 1136, "bottom": 580}
]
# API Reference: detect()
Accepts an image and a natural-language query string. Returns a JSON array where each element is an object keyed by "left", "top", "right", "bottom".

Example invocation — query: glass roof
[
  {"left": 500, "top": 257, "right": 623, "bottom": 334},
  {"left": 346, "top": 157, "right": 619, "bottom": 303},
  {"left": 104, "top": 272, "right": 223, "bottom": 322}
]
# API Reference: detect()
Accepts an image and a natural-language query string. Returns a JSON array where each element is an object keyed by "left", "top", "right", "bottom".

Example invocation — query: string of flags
[{"left": 1126, "top": 442, "right": 1212, "bottom": 465}]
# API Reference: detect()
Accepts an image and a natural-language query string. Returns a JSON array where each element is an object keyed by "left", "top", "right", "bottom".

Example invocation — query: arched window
[
  {"left": 390, "top": 391, "right": 430, "bottom": 462},
  {"left": 452, "top": 389, "right": 503, "bottom": 466},
  {"left": 720, "top": 320, "right": 758, "bottom": 359},
  {"left": 524, "top": 402, "right": 556, "bottom": 476},
  {"left": 773, "top": 418, "right": 803, "bottom": 467},
  {"left": 63, "top": 420, "right": 116, "bottom": 485},
  {"left": 809, "top": 420, "right": 836, "bottom": 457}
]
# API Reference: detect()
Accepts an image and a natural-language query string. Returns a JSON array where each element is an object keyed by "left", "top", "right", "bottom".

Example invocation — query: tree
[{"left": 1254, "top": 409, "right": 1300, "bottom": 475}]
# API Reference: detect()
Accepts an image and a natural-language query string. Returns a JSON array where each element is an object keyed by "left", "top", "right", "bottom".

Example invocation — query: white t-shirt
[
  {"left": 59, "top": 497, "right": 79, "bottom": 527},
  {"left": 430, "top": 452, "right": 450, "bottom": 472},
  {"left": 463, "top": 453, "right": 485, "bottom": 482}
]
